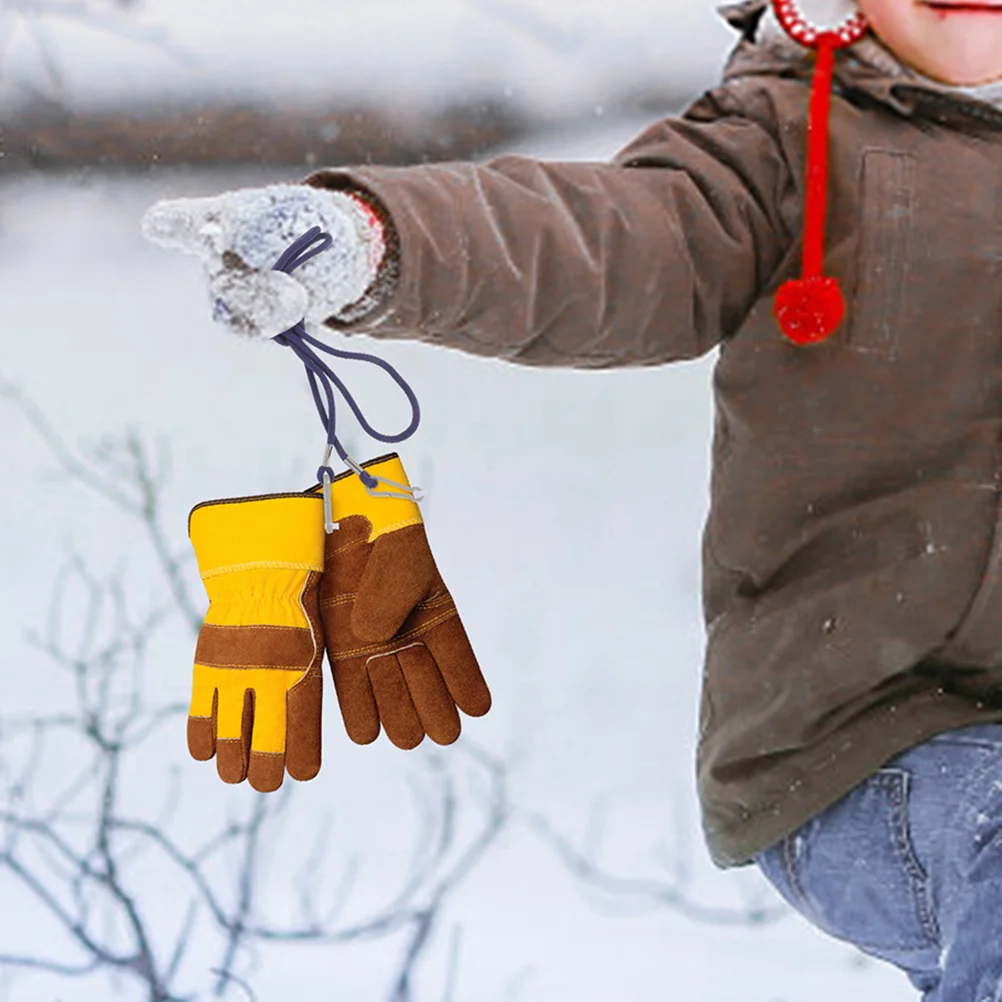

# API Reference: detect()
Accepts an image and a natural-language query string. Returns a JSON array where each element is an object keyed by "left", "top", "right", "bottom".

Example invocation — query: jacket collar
[{"left": 716, "top": 0, "right": 1002, "bottom": 130}]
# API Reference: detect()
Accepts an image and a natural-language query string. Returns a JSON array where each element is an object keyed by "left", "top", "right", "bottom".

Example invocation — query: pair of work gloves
[
  {"left": 142, "top": 184, "right": 489, "bottom": 791},
  {"left": 188, "top": 454, "right": 491, "bottom": 792}
]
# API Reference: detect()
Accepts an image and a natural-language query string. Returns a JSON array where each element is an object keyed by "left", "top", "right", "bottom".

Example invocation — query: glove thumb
[
  {"left": 352, "top": 527, "right": 437, "bottom": 643},
  {"left": 209, "top": 268, "right": 309, "bottom": 340},
  {"left": 141, "top": 195, "right": 228, "bottom": 257}
]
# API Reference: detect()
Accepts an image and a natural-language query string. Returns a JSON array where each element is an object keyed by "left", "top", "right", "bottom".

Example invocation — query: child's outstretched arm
[{"left": 144, "top": 85, "right": 793, "bottom": 368}]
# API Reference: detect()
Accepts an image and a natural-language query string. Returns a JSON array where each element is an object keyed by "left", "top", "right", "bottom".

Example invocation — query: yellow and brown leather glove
[
  {"left": 187, "top": 492, "right": 326, "bottom": 791},
  {"left": 317, "top": 454, "right": 491, "bottom": 749}
]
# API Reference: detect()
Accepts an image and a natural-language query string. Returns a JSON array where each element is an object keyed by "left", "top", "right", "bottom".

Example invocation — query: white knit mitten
[{"left": 141, "top": 184, "right": 388, "bottom": 339}]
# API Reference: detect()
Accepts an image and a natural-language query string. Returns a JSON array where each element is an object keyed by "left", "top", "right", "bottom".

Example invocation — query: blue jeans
[{"left": 754, "top": 722, "right": 1002, "bottom": 1001}]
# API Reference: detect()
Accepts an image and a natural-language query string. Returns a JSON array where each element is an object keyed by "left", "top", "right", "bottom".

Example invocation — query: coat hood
[{"left": 716, "top": 0, "right": 1002, "bottom": 129}]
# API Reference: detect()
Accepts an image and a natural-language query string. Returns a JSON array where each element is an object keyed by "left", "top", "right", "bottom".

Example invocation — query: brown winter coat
[{"left": 306, "top": 0, "right": 1002, "bottom": 868}]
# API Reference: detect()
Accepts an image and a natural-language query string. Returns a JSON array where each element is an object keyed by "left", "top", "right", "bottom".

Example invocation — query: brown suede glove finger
[
  {"left": 285, "top": 666, "right": 324, "bottom": 780},
  {"left": 367, "top": 653, "right": 425, "bottom": 749},
  {"left": 248, "top": 749, "right": 286, "bottom": 793},
  {"left": 331, "top": 654, "right": 381, "bottom": 745},
  {"left": 188, "top": 690, "right": 218, "bottom": 762},
  {"left": 396, "top": 642, "right": 462, "bottom": 745},
  {"left": 423, "top": 616, "right": 493, "bottom": 719}
]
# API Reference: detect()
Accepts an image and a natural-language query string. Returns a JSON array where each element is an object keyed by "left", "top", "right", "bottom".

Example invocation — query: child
[{"left": 142, "top": 0, "right": 1002, "bottom": 995}]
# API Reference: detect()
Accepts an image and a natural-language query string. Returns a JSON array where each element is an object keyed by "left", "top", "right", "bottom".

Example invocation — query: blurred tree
[
  {"left": 0, "top": 0, "right": 531, "bottom": 173},
  {"left": 0, "top": 0, "right": 189, "bottom": 102},
  {"left": 0, "top": 380, "right": 511, "bottom": 1002},
  {"left": 0, "top": 376, "right": 790, "bottom": 1000}
]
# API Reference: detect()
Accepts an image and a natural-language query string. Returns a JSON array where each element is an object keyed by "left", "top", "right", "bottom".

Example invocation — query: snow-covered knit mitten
[{"left": 141, "top": 184, "right": 394, "bottom": 339}]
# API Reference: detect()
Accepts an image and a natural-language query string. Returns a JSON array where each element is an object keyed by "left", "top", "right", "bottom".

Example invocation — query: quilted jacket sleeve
[{"left": 305, "top": 84, "right": 795, "bottom": 368}]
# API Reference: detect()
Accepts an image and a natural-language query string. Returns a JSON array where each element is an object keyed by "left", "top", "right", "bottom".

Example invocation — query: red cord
[
  {"left": 803, "top": 35, "right": 836, "bottom": 279},
  {"left": 770, "top": 2, "right": 868, "bottom": 346},
  {"left": 774, "top": 34, "right": 845, "bottom": 345}
]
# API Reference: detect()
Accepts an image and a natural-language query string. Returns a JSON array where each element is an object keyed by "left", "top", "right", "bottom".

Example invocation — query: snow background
[
  {"left": 0, "top": 0, "right": 733, "bottom": 117},
  {"left": 0, "top": 1, "right": 916, "bottom": 999}
]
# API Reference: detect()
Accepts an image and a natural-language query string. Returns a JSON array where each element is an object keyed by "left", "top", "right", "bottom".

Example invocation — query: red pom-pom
[{"left": 774, "top": 276, "right": 845, "bottom": 345}]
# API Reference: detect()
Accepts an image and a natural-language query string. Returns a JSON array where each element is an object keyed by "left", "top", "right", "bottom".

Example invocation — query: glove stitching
[
  {"left": 416, "top": 592, "right": 453, "bottom": 611},
  {"left": 327, "top": 518, "right": 424, "bottom": 555},
  {"left": 319, "top": 593, "right": 454, "bottom": 612},
  {"left": 289, "top": 658, "right": 323, "bottom": 695},
  {"left": 319, "top": 594, "right": 355, "bottom": 609},
  {"left": 329, "top": 538, "right": 369, "bottom": 557},
  {"left": 201, "top": 624, "right": 311, "bottom": 632},
  {"left": 368, "top": 517, "right": 425, "bottom": 541},
  {"left": 300, "top": 569, "right": 323, "bottom": 675},
  {"left": 364, "top": 640, "right": 427, "bottom": 666},
  {"left": 202, "top": 560, "right": 322, "bottom": 579},
  {"left": 329, "top": 608, "right": 459, "bottom": 660},
  {"left": 194, "top": 663, "right": 308, "bottom": 671}
]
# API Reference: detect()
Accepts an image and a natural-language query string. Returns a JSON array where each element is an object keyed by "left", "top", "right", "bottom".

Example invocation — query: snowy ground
[{"left": 0, "top": 123, "right": 918, "bottom": 1001}]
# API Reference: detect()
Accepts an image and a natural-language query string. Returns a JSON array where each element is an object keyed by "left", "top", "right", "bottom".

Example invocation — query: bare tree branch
[
  {"left": 524, "top": 808, "right": 787, "bottom": 927},
  {"left": 501, "top": 966, "right": 537, "bottom": 1001},
  {"left": 0, "top": 379, "right": 203, "bottom": 633},
  {"left": 2, "top": 386, "right": 766, "bottom": 1002},
  {"left": 466, "top": 0, "right": 587, "bottom": 54},
  {"left": 0, "top": 531, "right": 515, "bottom": 1000},
  {"left": 17, "top": 9, "right": 64, "bottom": 92},
  {"left": 212, "top": 793, "right": 272, "bottom": 996},
  {"left": 0, "top": 953, "right": 100, "bottom": 977},
  {"left": 210, "top": 966, "right": 257, "bottom": 1002},
  {"left": 440, "top": 925, "right": 461, "bottom": 1002},
  {"left": 163, "top": 899, "right": 197, "bottom": 989},
  {"left": 2, "top": 0, "right": 195, "bottom": 82}
]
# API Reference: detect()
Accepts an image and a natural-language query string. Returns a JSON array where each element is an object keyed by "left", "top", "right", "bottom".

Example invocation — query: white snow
[
  {"left": 0, "top": 0, "right": 736, "bottom": 117},
  {"left": 0, "top": 110, "right": 917, "bottom": 999}
]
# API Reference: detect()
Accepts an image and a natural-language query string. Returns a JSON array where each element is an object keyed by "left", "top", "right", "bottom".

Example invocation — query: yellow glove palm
[{"left": 188, "top": 493, "right": 325, "bottom": 791}]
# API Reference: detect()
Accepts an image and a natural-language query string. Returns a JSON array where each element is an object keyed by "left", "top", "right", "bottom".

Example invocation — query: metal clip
[
  {"left": 344, "top": 454, "right": 424, "bottom": 503},
  {"left": 320, "top": 444, "right": 339, "bottom": 534},
  {"left": 322, "top": 469, "right": 337, "bottom": 533}
]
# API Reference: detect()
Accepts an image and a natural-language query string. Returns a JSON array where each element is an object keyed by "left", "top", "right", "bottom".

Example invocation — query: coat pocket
[{"left": 847, "top": 149, "right": 916, "bottom": 358}]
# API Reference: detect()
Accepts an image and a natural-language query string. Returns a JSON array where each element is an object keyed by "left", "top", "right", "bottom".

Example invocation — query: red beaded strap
[
  {"left": 770, "top": 0, "right": 868, "bottom": 345},
  {"left": 771, "top": 0, "right": 868, "bottom": 48}
]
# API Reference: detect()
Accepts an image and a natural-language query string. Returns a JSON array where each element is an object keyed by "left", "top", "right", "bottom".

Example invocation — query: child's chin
[{"left": 899, "top": 31, "right": 1002, "bottom": 87}]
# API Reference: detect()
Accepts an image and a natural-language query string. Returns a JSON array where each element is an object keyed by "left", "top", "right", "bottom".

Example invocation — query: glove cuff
[
  {"left": 323, "top": 188, "right": 400, "bottom": 327},
  {"left": 189, "top": 493, "right": 324, "bottom": 578},
  {"left": 301, "top": 176, "right": 401, "bottom": 328},
  {"left": 326, "top": 455, "right": 423, "bottom": 542}
]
